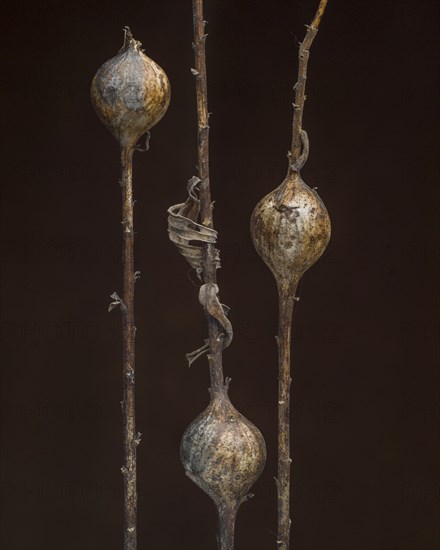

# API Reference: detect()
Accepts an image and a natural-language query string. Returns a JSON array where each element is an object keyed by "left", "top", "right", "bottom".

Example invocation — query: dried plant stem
[
  {"left": 277, "top": 2, "right": 328, "bottom": 549},
  {"left": 192, "top": 0, "right": 236, "bottom": 547},
  {"left": 290, "top": 0, "right": 328, "bottom": 168},
  {"left": 276, "top": 286, "right": 296, "bottom": 550},
  {"left": 218, "top": 504, "right": 237, "bottom": 550},
  {"left": 120, "top": 145, "right": 137, "bottom": 550},
  {"left": 192, "top": 0, "right": 226, "bottom": 401}
]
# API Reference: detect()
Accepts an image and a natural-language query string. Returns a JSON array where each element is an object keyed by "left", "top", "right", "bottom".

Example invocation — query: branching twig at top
[{"left": 290, "top": 0, "right": 328, "bottom": 171}]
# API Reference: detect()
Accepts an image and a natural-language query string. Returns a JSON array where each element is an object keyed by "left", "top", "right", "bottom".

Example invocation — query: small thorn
[
  {"left": 134, "top": 432, "right": 142, "bottom": 446},
  {"left": 190, "top": 68, "right": 199, "bottom": 76},
  {"left": 241, "top": 492, "right": 254, "bottom": 504},
  {"left": 293, "top": 296, "right": 300, "bottom": 302}
]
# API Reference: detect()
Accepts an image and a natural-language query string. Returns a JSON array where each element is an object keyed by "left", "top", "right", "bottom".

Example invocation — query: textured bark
[
  {"left": 120, "top": 146, "right": 137, "bottom": 550},
  {"left": 191, "top": 0, "right": 225, "bottom": 395},
  {"left": 276, "top": 289, "right": 296, "bottom": 550},
  {"left": 290, "top": 0, "right": 328, "bottom": 170}
]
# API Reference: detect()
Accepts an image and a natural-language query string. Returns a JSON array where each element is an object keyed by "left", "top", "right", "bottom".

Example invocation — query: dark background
[{"left": 0, "top": 1, "right": 438, "bottom": 549}]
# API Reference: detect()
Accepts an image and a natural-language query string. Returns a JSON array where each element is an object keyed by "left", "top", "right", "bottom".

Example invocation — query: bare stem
[
  {"left": 276, "top": 286, "right": 297, "bottom": 550},
  {"left": 120, "top": 145, "right": 137, "bottom": 550},
  {"left": 218, "top": 506, "right": 238, "bottom": 550},
  {"left": 192, "top": 0, "right": 227, "bottom": 400},
  {"left": 289, "top": 0, "right": 328, "bottom": 171}
]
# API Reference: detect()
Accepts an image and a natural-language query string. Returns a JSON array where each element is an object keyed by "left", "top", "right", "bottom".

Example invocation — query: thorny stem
[
  {"left": 192, "top": 0, "right": 227, "bottom": 400},
  {"left": 280, "top": 2, "right": 329, "bottom": 549},
  {"left": 289, "top": 0, "right": 328, "bottom": 172},
  {"left": 276, "top": 285, "right": 297, "bottom": 550},
  {"left": 192, "top": 0, "right": 233, "bottom": 548},
  {"left": 120, "top": 145, "right": 137, "bottom": 550}
]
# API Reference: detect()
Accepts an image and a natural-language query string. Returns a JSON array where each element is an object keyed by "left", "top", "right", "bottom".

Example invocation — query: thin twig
[
  {"left": 120, "top": 145, "right": 137, "bottom": 550},
  {"left": 289, "top": 0, "right": 328, "bottom": 170}
]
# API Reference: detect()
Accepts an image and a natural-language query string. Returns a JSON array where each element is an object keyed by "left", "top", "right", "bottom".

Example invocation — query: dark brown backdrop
[{"left": 0, "top": 1, "right": 438, "bottom": 549}]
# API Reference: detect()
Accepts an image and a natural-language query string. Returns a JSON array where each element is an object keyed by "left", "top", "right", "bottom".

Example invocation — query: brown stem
[
  {"left": 276, "top": 285, "right": 297, "bottom": 550},
  {"left": 192, "top": 0, "right": 227, "bottom": 400},
  {"left": 217, "top": 505, "right": 238, "bottom": 550},
  {"left": 120, "top": 145, "right": 137, "bottom": 550},
  {"left": 289, "top": 0, "right": 328, "bottom": 173}
]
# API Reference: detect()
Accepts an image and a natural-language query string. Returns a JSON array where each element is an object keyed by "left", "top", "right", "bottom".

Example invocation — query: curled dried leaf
[{"left": 167, "top": 176, "right": 220, "bottom": 278}]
